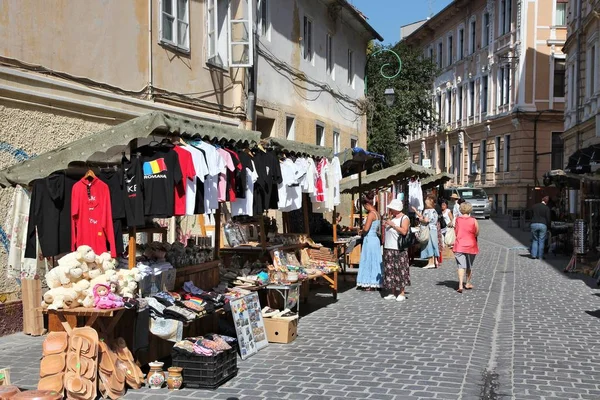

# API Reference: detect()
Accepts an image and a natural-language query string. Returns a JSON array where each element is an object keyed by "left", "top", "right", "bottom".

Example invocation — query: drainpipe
[
  {"left": 248, "top": 0, "right": 259, "bottom": 131},
  {"left": 575, "top": 0, "right": 583, "bottom": 150},
  {"left": 148, "top": 0, "right": 153, "bottom": 100}
]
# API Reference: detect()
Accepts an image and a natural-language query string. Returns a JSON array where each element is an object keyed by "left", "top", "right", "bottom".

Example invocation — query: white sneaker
[
  {"left": 423, "top": 264, "right": 436, "bottom": 269},
  {"left": 383, "top": 294, "right": 396, "bottom": 300},
  {"left": 396, "top": 295, "right": 406, "bottom": 302}
]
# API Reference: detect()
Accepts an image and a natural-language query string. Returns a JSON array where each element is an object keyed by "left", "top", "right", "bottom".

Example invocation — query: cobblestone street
[{"left": 2, "top": 220, "right": 600, "bottom": 400}]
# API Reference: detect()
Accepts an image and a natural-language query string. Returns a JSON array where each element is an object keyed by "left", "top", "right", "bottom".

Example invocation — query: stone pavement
[{"left": 2, "top": 220, "right": 600, "bottom": 399}]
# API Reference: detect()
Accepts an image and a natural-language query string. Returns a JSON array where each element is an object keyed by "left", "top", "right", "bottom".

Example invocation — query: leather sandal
[
  {"left": 42, "top": 332, "right": 68, "bottom": 356},
  {"left": 39, "top": 354, "right": 66, "bottom": 378},
  {"left": 38, "top": 331, "right": 68, "bottom": 394},
  {"left": 97, "top": 338, "right": 125, "bottom": 399},
  {"left": 112, "top": 337, "right": 143, "bottom": 389}
]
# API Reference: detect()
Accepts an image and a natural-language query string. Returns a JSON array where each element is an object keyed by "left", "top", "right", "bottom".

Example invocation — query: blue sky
[{"left": 350, "top": 0, "right": 454, "bottom": 44}]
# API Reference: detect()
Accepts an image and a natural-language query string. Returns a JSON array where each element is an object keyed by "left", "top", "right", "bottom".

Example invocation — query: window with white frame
[
  {"left": 428, "top": 46, "right": 434, "bottom": 60},
  {"left": 587, "top": 44, "right": 597, "bottom": 98},
  {"left": 303, "top": 16, "right": 313, "bottom": 62},
  {"left": 469, "top": 80, "right": 475, "bottom": 117},
  {"left": 350, "top": 137, "right": 358, "bottom": 148},
  {"left": 447, "top": 34, "right": 453, "bottom": 67},
  {"left": 316, "top": 123, "right": 325, "bottom": 146},
  {"left": 499, "top": 0, "right": 512, "bottom": 36},
  {"left": 347, "top": 49, "right": 354, "bottom": 87},
  {"left": 438, "top": 41, "right": 443, "bottom": 67},
  {"left": 333, "top": 131, "right": 340, "bottom": 154},
  {"left": 207, "top": 0, "right": 253, "bottom": 68},
  {"left": 499, "top": 65, "right": 510, "bottom": 106},
  {"left": 458, "top": 28, "right": 464, "bottom": 60},
  {"left": 436, "top": 93, "right": 442, "bottom": 123},
  {"left": 285, "top": 116, "right": 295, "bottom": 141},
  {"left": 480, "top": 139, "right": 487, "bottom": 176},
  {"left": 495, "top": 136, "right": 501, "bottom": 172},
  {"left": 483, "top": 12, "right": 490, "bottom": 47},
  {"left": 553, "top": 58, "right": 566, "bottom": 98},
  {"left": 555, "top": 1, "right": 567, "bottom": 26},
  {"left": 470, "top": 18, "right": 477, "bottom": 54},
  {"left": 160, "top": 0, "right": 190, "bottom": 51},
  {"left": 481, "top": 75, "right": 489, "bottom": 113},
  {"left": 504, "top": 134, "right": 511, "bottom": 172},
  {"left": 258, "top": 0, "right": 271, "bottom": 39},
  {"left": 326, "top": 34, "right": 335, "bottom": 79},
  {"left": 457, "top": 86, "right": 463, "bottom": 121}
]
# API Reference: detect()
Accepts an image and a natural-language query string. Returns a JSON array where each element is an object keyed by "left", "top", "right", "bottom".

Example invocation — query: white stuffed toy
[
  {"left": 78, "top": 245, "right": 96, "bottom": 264},
  {"left": 96, "top": 252, "right": 116, "bottom": 273},
  {"left": 42, "top": 286, "right": 79, "bottom": 310},
  {"left": 72, "top": 279, "right": 90, "bottom": 305},
  {"left": 116, "top": 268, "right": 142, "bottom": 298},
  {"left": 87, "top": 262, "right": 103, "bottom": 280},
  {"left": 45, "top": 265, "right": 73, "bottom": 289}
]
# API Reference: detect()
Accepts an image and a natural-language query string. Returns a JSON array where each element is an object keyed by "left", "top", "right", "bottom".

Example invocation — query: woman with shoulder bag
[
  {"left": 382, "top": 199, "right": 411, "bottom": 302},
  {"left": 412, "top": 197, "right": 440, "bottom": 269}
]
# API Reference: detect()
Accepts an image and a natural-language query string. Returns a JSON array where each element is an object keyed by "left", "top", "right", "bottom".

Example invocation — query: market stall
[{"left": 339, "top": 161, "right": 434, "bottom": 266}]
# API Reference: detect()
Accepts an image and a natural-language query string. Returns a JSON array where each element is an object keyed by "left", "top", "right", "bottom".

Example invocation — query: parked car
[{"left": 443, "top": 187, "right": 491, "bottom": 219}]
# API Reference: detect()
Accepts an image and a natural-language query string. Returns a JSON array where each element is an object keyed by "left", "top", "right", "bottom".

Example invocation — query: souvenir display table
[{"left": 43, "top": 307, "right": 126, "bottom": 337}]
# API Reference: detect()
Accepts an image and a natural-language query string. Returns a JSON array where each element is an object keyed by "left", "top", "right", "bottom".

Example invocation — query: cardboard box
[{"left": 264, "top": 318, "right": 298, "bottom": 344}]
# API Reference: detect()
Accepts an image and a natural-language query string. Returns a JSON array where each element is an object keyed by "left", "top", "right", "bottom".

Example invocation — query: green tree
[{"left": 364, "top": 43, "right": 438, "bottom": 167}]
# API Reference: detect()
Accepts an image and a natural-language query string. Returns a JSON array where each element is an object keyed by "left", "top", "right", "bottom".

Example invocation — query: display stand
[{"left": 43, "top": 307, "right": 126, "bottom": 338}]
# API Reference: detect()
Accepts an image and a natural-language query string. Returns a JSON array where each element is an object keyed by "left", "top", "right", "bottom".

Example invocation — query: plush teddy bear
[
  {"left": 42, "top": 286, "right": 79, "bottom": 310},
  {"left": 86, "top": 262, "right": 103, "bottom": 280},
  {"left": 96, "top": 252, "right": 116, "bottom": 273}
]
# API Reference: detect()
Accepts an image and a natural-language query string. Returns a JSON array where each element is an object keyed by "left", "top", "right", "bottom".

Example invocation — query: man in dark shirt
[{"left": 530, "top": 196, "right": 551, "bottom": 259}]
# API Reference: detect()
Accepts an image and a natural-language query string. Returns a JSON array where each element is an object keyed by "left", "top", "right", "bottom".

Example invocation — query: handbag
[
  {"left": 444, "top": 227, "right": 456, "bottom": 246},
  {"left": 416, "top": 224, "right": 430, "bottom": 244},
  {"left": 439, "top": 213, "right": 447, "bottom": 229},
  {"left": 397, "top": 216, "right": 415, "bottom": 251}
]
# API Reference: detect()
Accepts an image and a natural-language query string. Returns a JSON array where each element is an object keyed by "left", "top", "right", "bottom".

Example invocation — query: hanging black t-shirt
[
  {"left": 265, "top": 150, "right": 283, "bottom": 210},
  {"left": 252, "top": 151, "right": 269, "bottom": 215},
  {"left": 139, "top": 146, "right": 182, "bottom": 218},
  {"left": 99, "top": 169, "right": 125, "bottom": 219},
  {"left": 25, "top": 173, "right": 76, "bottom": 258},
  {"left": 123, "top": 157, "right": 145, "bottom": 227},
  {"left": 236, "top": 151, "right": 254, "bottom": 198}
]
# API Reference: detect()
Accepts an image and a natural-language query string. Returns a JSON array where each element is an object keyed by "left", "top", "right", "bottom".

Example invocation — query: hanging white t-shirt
[
  {"left": 311, "top": 161, "right": 329, "bottom": 213},
  {"left": 330, "top": 156, "right": 343, "bottom": 207},
  {"left": 232, "top": 160, "right": 258, "bottom": 217},
  {"left": 184, "top": 145, "right": 209, "bottom": 215},
  {"left": 278, "top": 159, "right": 295, "bottom": 210},
  {"left": 191, "top": 141, "right": 223, "bottom": 214},
  {"left": 408, "top": 179, "right": 424, "bottom": 212},
  {"left": 303, "top": 158, "right": 317, "bottom": 195},
  {"left": 280, "top": 159, "right": 302, "bottom": 212},
  {"left": 294, "top": 157, "right": 308, "bottom": 190}
]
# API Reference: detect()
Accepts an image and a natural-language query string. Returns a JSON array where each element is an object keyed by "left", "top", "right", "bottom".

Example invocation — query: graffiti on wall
[{"left": 0, "top": 142, "right": 34, "bottom": 252}]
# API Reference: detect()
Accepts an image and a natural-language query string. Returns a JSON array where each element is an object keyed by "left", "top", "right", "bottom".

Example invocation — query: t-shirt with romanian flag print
[{"left": 140, "top": 147, "right": 182, "bottom": 217}]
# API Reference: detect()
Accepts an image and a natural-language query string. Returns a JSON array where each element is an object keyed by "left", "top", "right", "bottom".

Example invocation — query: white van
[{"left": 443, "top": 187, "right": 491, "bottom": 219}]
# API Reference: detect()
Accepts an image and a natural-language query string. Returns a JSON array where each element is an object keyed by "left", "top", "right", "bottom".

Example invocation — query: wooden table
[{"left": 43, "top": 307, "right": 126, "bottom": 337}]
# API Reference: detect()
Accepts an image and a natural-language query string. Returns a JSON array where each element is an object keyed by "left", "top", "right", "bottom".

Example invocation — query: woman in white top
[
  {"left": 382, "top": 199, "right": 411, "bottom": 301},
  {"left": 440, "top": 200, "right": 454, "bottom": 235}
]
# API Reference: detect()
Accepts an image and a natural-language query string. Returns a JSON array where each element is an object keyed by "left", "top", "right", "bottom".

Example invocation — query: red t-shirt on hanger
[
  {"left": 173, "top": 145, "right": 197, "bottom": 216},
  {"left": 71, "top": 176, "right": 117, "bottom": 257}
]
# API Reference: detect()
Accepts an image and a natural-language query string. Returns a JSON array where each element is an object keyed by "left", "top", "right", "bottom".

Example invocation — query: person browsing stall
[{"left": 382, "top": 199, "right": 411, "bottom": 302}]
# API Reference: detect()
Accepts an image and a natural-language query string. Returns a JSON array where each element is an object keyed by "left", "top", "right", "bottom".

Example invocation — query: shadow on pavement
[{"left": 436, "top": 280, "right": 459, "bottom": 291}]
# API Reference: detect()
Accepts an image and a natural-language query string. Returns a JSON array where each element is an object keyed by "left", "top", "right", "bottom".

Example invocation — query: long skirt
[
  {"left": 383, "top": 249, "right": 410, "bottom": 291},
  {"left": 357, "top": 235, "right": 383, "bottom": 288},
  {"left": 420, "top": 227, "right": 440, "bottom": 259}
]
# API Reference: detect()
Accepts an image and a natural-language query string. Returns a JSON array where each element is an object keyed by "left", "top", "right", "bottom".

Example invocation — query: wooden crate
[{"left": 21, "top": 279, "right": 44, "bottom": 336}]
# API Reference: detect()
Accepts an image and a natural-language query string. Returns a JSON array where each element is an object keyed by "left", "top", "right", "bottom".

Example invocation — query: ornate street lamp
[{"left": 364, "top": 48, "right": 402, "bottom": 106}]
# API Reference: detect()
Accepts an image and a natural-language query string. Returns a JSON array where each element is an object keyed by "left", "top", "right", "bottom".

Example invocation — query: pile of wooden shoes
[{"left": 38, "top": 328, "right": 144, "bottom": 400}]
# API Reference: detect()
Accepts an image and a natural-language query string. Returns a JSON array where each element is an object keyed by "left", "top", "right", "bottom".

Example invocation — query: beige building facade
[
  {"left": 0, "top": 0, "right": 376, "bottom": 303},
  {"left": 562, "top": 0, "right": 600, "bottom": 157},
  {"left": 405, "top": 0, "right": 567, "bottom": 214}
]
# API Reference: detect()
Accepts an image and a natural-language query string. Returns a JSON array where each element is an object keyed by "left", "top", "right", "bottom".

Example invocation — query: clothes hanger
[
  {"left": 148, "top": 134, "right": 160, "bottom": 147},
  {"left": 84, "top": 168, "right": 96, "bottom": 181}
]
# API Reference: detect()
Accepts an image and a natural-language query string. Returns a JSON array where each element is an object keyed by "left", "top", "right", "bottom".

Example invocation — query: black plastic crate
[{"left": 171, "top": 345, "right": 238, "bottom": 389}]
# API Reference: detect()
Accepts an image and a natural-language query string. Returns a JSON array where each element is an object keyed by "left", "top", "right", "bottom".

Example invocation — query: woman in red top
[{"left": 453, "top": 202, "right": 479, "bottom": 293}]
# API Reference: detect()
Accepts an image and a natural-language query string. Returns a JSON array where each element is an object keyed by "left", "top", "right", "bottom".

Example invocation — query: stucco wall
[
  {"left": 256, "top": 0, "right": 367, "bottom": 147},
  {"left": 0, "top": 102, "right": 113, "bottom": 300}
]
